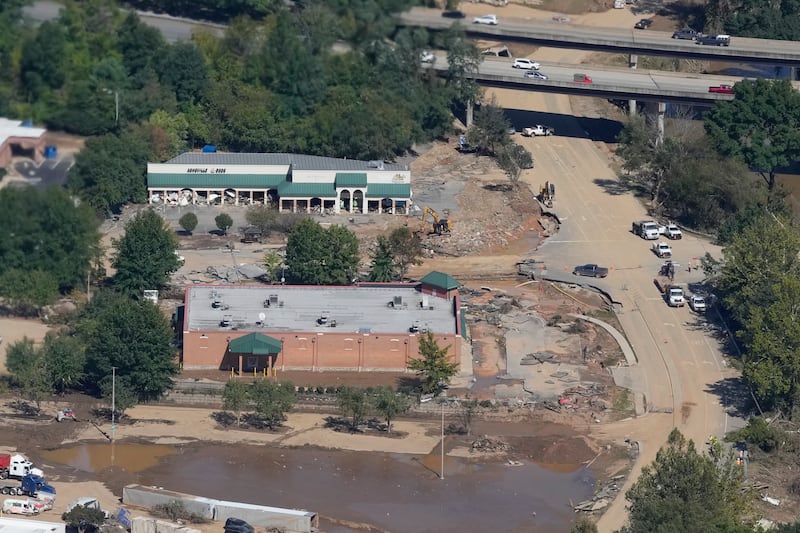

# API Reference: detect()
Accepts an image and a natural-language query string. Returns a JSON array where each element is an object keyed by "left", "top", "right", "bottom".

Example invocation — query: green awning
[
  {"left": 228, "top": 332, "right": 282, "bottom": 355},
  {"left": 366, "top": 183, "right": 411, "bottom": 198},
  {"left": 148, "top": 173, "right": 287, "bottom": 188},
  {"left": 419, "top": 271, "right": 460, "bottom": 291},
  {"left": 277, "top": 181, "right": 337, "bottom": 198},
  {"left": 336, "top": 173, "right": 368, "bottom": 187}
]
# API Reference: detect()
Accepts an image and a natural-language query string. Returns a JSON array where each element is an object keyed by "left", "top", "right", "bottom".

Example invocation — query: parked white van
[{"left": 3, "top": 498, "right": 46, "bottom": 515}]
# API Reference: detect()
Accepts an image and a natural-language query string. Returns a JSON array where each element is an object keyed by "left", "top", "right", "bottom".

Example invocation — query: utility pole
[
  {"left": 111, "top": 366, "right": 117, "bottom": 441},
  {"left": 440, "top": 397, "right": 445, "bottom": 480}
]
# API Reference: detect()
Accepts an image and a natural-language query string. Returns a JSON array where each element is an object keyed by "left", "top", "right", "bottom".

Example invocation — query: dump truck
[{"left": 0, "top": 454, "right": 43, "bottom": 480}]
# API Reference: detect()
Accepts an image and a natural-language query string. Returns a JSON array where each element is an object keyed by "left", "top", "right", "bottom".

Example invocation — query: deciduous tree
[
  {"left": 0, "top": 268, "right": 58, "bottom": 316},
  {"left": 388, "top": 226, "right": 423, "bottom": 280},
  {"left": 369, "top": 236, "right": 395, "bottom": 282},
  {"left": 705, "top": 79, "right": 800, "bottom": 191},
  {"left": 0, "top": 187, "right": 100, "bottom": 292},
  {"left": 408, "top": 332, "right": 458, "bottom": 395},
  {"left": 286, "top": 219, "right": 359, "bottom": 285},
  {"left": 41, "top": 334, "right": 86, "bottom": 395},
  {"left": 113, "top": 209, "right": 182, "bottom": 296},
  {"left": 466, "top": 98, "right": 512, "bottom": 156},
  {"left": 222, "top": 379, "right": 250, "bottom": 427},
  {"left": 374, "top": 387, "right": 411, "bottom": 432},
  {"left": 496, "top": 142, "right": 533, "bottom": 187},
  {"left": 62, "top": 505, "right": 106, "bottom": 533},
  {"left": 337, "top": 386, "right": 369, "bottom": 430},
  {"left": 620, "top": 429, "right": 755, "bottom": 533},
  {"left": 249, "top": 380, "right": 295, "bottom": 429},
  {"left": 178, "top": 212, "right": 198, "bottom": 234},
  {"left": 215, "top": 213, "right": 233, "bottom": 235},
  {"left": 80, "top": 291, "right": 178, "bottom": 402}
]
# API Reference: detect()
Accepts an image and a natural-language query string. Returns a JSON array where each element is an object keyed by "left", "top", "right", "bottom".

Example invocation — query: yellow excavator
[{"left": 418, "top": 206, "right": 452, "bottom": 236}]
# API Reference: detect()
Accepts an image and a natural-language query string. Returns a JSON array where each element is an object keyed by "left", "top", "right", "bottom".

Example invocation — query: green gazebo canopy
[{"left": 228, "top": 332, "right": 282, "bottom": 355}]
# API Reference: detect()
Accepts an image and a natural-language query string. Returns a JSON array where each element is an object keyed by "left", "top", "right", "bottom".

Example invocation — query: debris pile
[
  {"left": 205, "top": 264, "right": 268, "bottom": 282},
  {"left": 471, "top": 435, "right": 510, "bottom": 453},
  {"left": 520, "top": 352, "right": 559, "bottom": 365},
  {"left": 557, "top": 384, "right": 609, "bottom": 413},
  {"left": 574, "top": 474, "right": 625, "bottom": 513}
]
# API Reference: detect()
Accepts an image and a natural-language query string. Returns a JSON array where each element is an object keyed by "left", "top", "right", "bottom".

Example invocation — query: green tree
[
  {"left": 369, "top": 236, "right": 395, "bottom": 282},
  {"left": 620, "top": 429, "right": 755, "bottom": 533},
  {"left": 20, "top": 21, "right": 68, "bottom": 98},
  {"left": 286, "top": 219, "right": 359, "bottom": 285},
  {"left": 388, "top": 226, "right": 423, "bottom": 280},
  {"left": 408, "top": 332, "right": 458, "bottom": 395},
  {"left": 179, "top": 212, "right": 198, "bottom": 234},
  {"left": 245, "top": 205, "right": 278, "bottom": 235},
  {"left": 0, "top": 187, "right": 100, "bottom": 292},
  {"left": 249, "top": 380, "right": 295, "bottom": 429},
  {"left": 496, "top": 143, "right": 533, "bottom": 187},
  {"left": 374, "top": 387, "right": 411, "bottom": 433},
  {"left": 222, "top": 379, "right": 250, "bottom": 427},
  {"left": 571, "top": 518, "right": 598, "bottom": 533},
  {"left": 466, "top": 98, "right": 512, "bottom": 156},
  {"left": 444, "top": 25, "right": 482, "bottom": 107},
  {"left": 68, "top": 130, "right": 152, "bottom": 214},
  {"left": 157, "top": 41, "right": 209, "bottom": 105},
  {"left": 712, "top": 215, "right": 800, "bottom": 325},
  {"left": 62, "top": 505, "right": 106, "bottom": 533},
  {"left": 705, "top": 79, "right": 800, "bottom": 191},
  {"left": 215, "top": 213, "right": 234, "bottom": 235},
  {"left": 80, "top": 291, "right": 178, "bottom": 402},
  {"left": 738, "top": 274, "right": 800, "bottom": 411},
  {"left": 4, "top": 337, "right": 39, "bottom": 375},
  {"left": 117, "top": 12, "right": 166, "bottom": 88},
  {"left": 0, "top": 268, "right": 58, "bottom": 316},
  {"left": 337, "top": 386, "right": 369, "bottom": 430},
  {"left": 16, "top": 354, "right": 51, "bottom": 411},
  {"left": 263, "top": 250, "right": 283, "bottom": 282},
  {"left": 41, "top": 334, "right": 86, "bottom": 395},
  {"left": 113, "top": 209, "right": 182, "bottom": 296}
]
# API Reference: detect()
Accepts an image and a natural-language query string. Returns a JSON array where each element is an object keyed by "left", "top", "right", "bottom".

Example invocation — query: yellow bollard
[
  {"left": 253, "top": 368, "right": 256, "bottom": 378},
  {"left": 273, "top": 368, "right": 277, "bottom": 378},
  {"left": 231, "top": 368, "right": 234, "bottom": 379}
]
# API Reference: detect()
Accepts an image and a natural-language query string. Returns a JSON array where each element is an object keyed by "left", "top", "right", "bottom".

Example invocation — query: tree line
[
  {"left": 616, "top": 79, "right": 800, "bottom": 414},
  {"left": 0, "top": 1, "right": 483, "bottom": 214}
]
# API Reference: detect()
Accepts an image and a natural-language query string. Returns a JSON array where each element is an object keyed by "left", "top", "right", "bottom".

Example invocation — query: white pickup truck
[
  {"left": 651, "top": 241, "right": 673, "bottom": 258},
  {"left": 667, "top": 286, "right": 685, "bottom": 307},
  {"left": 661, "top": 223, "right": 683, "bottom": 240},
  {"left": 521, "top": 125, "right": 555, "bottom": 137}
]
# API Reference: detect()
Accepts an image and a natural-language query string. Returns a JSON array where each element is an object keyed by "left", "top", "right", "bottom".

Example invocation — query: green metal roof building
[{"left": 146, "top": 152, "right": 413, "bottom": 216}]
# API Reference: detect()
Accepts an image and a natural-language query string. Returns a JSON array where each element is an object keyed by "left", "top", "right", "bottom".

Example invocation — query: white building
[{"left": 146, "top": 152, "right": 412, "bottom": 215}]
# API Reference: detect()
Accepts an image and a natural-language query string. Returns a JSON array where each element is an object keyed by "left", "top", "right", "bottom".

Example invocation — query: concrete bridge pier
[
  {"left": 628, "top": 54, "right": 638, "bottom": 117},
  {"left": 466, "top": 100, "right": 474, "bottom": 127},
  {"left": 656, "top": 101, "right": 666, "bottom": 145}
]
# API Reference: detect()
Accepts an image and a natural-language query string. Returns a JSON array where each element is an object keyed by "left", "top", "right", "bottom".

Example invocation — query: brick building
[{"left": 181, "top": 273, "right": 465, "bottom": 374}]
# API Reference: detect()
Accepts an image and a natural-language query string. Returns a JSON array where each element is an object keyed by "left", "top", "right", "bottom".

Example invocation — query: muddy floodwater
[{"left": 44, "top": 442, "right": 593, "bottom": 532}]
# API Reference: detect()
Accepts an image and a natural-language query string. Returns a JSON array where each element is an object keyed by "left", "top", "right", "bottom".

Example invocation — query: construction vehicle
[
  {"left": 418, "top": 206, "right": 451, "bottom": 235},
  {"left": 538, "top": 181, "right": 555, "bottom": 207},
  {"left": 0, "top": 454, "right": 43, "bottom": 480}
]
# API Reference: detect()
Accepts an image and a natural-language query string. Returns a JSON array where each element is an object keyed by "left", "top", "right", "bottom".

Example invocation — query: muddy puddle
[
  {"left": 44, "top": 442, "right": 593, "bottom": 532},
  {"left": 41, "top": 443, "right": 175, "bottom": 473}
]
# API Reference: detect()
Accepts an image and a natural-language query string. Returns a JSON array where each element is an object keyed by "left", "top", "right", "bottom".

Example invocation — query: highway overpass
[
  {"left": 439, "top": 56, "right": 744, "bottom": 105},
  {"left": 401, "top": 8, "right": 800, "bottom": 67}
]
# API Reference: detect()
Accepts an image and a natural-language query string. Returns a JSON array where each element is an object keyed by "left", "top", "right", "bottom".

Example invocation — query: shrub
[
  {"left": 727, "top": 416, "right": 782, "bottom": 453},
  {"left": 151, "top": 500, "right": 209, "bottom": 524}
]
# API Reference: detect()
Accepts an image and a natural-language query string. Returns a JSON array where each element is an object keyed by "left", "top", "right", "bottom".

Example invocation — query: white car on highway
[
  {"left": 473, "top": 14, "right": 498, "bottom": 25},
  {"left": 512, "top": 58, "right": 541, "bottom": 70}
]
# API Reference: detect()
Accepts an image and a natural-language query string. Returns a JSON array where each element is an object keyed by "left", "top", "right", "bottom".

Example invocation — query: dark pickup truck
[
  {"left": 573, "top": 264, "right": 609, "bottom": 278},
  {"left": 697, "top": 34, "right": 731, "bottom": 46},
  {"left": 672, "top": 28, "right": 699, "bottom": 40}
]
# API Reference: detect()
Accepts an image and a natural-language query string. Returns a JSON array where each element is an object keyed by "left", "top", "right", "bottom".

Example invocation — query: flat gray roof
[
  {"left": 186, "top": 285, "right": 457, "bottom": 335},
  {"left": 167, "top": 152, "right": 408, "bottom": 172}
]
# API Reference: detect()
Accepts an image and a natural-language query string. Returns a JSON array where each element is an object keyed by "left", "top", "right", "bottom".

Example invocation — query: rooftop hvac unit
[
  {"left": 394, "top": 296, "right": 403, "bottom": 305},
  {"left": 269, "top": 294, "right": 279, "bottom": 304},
  {"left": 368, "top": 160, "right": 384, "bottom": 170}
]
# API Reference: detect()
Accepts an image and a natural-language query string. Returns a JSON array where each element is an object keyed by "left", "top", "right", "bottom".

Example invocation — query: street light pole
[
  {"left": 440, "top": 398, "right": 445, "bottom": 480},
  {"left": 111, "top": 366, "right": 117, "bottom": 442}
]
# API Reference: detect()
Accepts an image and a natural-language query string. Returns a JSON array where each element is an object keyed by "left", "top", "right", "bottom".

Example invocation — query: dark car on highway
[
  {"left": 634, "top": 19, "right": 653, "bottom": 30},
  {"left": 672, "top": 28, "right": 699, "bottom": 40},
  {"left": 573, "top": 264, "right": 609, "bottom": 278}
]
